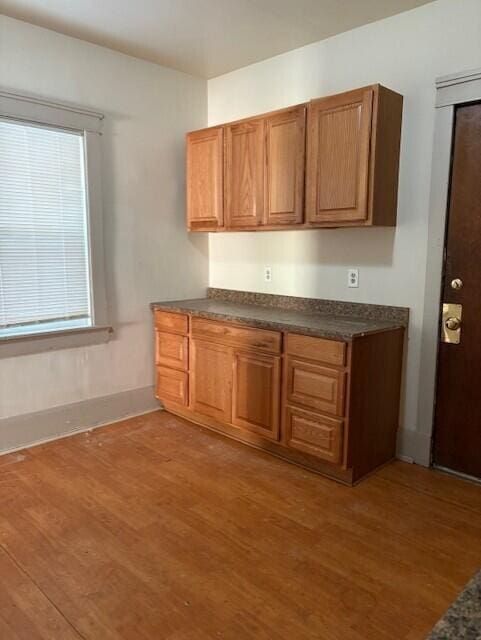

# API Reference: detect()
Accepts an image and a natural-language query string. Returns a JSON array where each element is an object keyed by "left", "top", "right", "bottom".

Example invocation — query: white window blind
[{"left": 0, "top": 118, "right": 92, "bottom": 337}]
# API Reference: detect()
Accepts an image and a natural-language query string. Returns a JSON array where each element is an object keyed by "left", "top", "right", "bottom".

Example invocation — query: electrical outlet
[
  {"left": 264, "top": 266, "right": 272, "bottom": 283},
  {"left": 348, "top": 268, "right": 359, "bottom": 288}
]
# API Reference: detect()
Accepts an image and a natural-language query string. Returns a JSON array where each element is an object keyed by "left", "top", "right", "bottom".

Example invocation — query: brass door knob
[{"left": 445, "top": 316, "right": 461, "bottom": 331}]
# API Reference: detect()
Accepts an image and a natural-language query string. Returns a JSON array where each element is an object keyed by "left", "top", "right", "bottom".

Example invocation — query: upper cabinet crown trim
[{"left": 186, "top": 84, "right": 403, "bottom": 232}]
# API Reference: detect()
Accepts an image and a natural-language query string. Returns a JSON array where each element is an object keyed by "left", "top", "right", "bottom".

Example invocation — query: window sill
[{"left": 0, "top": 325, "right": 113, "bottom": 358}]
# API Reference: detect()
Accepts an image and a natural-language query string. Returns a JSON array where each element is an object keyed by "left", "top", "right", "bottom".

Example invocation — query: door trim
[
  {"left": 433, "top": 465, "right": 481, "bottom": 487},
  {"left": 418, "top": 67, "right": 481, "bottom": 466}
]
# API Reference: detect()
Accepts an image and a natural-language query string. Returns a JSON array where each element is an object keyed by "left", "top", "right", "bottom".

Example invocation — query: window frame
[{"left": 0, "top": 89, "right": 111, "bottom": 358}]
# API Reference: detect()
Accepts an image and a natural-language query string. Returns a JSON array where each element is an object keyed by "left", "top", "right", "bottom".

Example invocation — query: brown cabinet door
[
  {"left": 190, "top": 339, "right": 232, "bottom": 422},
  {"left": 265, "top": 106, "right": 306, "bottom": 225},
  {"left": 306, "top": 87, "right": 373, "bottom": 224},
  {"left": 225, "top": 119, "right": 265, "bottom": 228},
  {"left": 187, "top": 127, "right": 223, "bottom": 231},
  {"left": 285, "top": 405, "right": 344, "bottom": 465},
  {"left": 232, "top": 350, "right": 281, "bottom": 440},
  {"left": 286, "top": 358, "right": 346, "bottom": 417}
]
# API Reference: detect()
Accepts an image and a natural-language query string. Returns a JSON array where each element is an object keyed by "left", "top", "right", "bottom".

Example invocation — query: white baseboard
[
  {"left": 396, "top": 428, "right": 432, "bottom": 467},
  {"left": 0, "top": 386, "right": 159, "bottom": 455},
  {"left": 1, "top": 393, "right": 433, "bottom": 470}
]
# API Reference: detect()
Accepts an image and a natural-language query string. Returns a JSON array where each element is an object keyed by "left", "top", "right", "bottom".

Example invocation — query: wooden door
[
  {"left": 190, "top": 339, "right": 232, "bottom": 422},
  {"left": 232, "top": 350, "right": 281, "bottom": 440},
  {"left": 433, "top": 103, "right": 481, "bottom": 480},
  {"left": 225, "top": 119, "right": 265, "bottom": 228},
  {"left": 186, "top": 127, "right": 223, "bottom": 230},
  {"left": 265, "top": 106, "right": 306, "bottom": 225},
  {"left": 306, "top": 87, "right": 373, "bottom": 224}
]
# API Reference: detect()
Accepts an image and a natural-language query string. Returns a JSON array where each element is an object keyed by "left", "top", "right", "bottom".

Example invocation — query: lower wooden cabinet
[
  {"left": 232, "top": 350, "right": 281, "bottom": 440},
  {"left": 190, "top": 339, "right": 232, "bottom": 423},
  {"left": 153, "top": 310, "right": 405, "bottom": 485}
]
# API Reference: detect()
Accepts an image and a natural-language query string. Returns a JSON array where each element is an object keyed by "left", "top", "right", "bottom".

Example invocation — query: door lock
[
  {"left": 445, "top": 316, "right": 461, "bottom": 331},
  {"left": 441, "top": 303, "right": 462, "bottom": 344},
  {"left": 451, "top": 278, "right": 463, "bottom": 290}
]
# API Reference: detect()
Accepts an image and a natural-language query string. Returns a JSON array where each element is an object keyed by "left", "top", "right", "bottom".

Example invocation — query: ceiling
[{"left": 0, "top": 0, "right": 435, "bottom": 78}]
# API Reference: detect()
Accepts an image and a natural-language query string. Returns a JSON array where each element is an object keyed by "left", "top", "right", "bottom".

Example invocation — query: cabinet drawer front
[
  {"left": 192, "top": 318, "right": 281, "bottom": 354},
  {"left": 155, "top": 331, "right": 188, "bottom": 371},
  {"left": 286, "top": 333, "right": 346, "bottom": 367},
  {"left": 287, "top": 358, "right": 346, "bottom": 416},
  {"left": 156, "top": 366, "right": 188, "bottom": 406},
  {"left": 285, "top": 405, "right": 343, "bottom": 465},
  {"left": 154, "top": 311, "right": 188, "bottom": 335}
]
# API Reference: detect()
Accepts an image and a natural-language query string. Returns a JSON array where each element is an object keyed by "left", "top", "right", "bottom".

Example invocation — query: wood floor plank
[
  {"left": 0, "top": 545, "right": 82, "bottom": 640},
  {"left": 0, "top": 410, "right": 480, "bottom": 640}
]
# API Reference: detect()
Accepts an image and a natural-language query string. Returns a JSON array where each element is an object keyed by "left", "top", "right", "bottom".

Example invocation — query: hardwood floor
[{"left": 0, "top": 410, "right": 480, "bottom": 640}]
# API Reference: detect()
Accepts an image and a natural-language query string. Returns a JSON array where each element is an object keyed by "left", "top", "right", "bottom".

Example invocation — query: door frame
[{"left": 418, "top": 68, "right": 481, "bottom": 466}]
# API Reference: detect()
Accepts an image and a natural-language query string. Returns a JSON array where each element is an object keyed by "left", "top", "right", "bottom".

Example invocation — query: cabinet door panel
[
  {"left": 306, "top": 88, "right": 373, "bottom": 224},
  {"left": 285, "top": 405, "right": 344, "bottom": 465},
  {"left": 265, "top": 106, "right": 306, "bottom": 225},
  {"left": 225, "top": 119, "right": 265, "bottom": 228},
  {"left": 190, "top": 339, "right": 232, "bottom": 422},
  {"left": 187, "top": 127, "right": 223, "bottom": 230},
  {"left": 155, "top": 331, "right": 188, "bottom": 371},
  {"left": 287, "top": 358, "right": 346, "bottom": 416},
  {"left": 232, "top": 351, "right": 281, "bottom": 440}
]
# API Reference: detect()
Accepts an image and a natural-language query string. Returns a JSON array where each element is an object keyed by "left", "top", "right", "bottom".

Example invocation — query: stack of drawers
[
  {"left": 283, "top": 334, "right": 348, "bottom": 466},
  {"left": 154, "top": 311, "right": 189, "bottom": 406}
]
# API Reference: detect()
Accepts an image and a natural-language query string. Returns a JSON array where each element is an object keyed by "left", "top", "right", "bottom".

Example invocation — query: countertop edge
[{"left": 150, "top": 301, "right": 405, "bottom": 342}]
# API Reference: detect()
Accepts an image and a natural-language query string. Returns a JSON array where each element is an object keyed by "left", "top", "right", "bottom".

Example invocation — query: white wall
[
  {"left": 208, "top": 0, "right": 481, "bottom": 463},
  {"left": 0, "top": 15, "right": 208, "bottom": 424}
]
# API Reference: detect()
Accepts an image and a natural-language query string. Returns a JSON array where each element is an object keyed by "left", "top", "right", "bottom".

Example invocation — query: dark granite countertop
[
  {"left": 150, "top": 289, "right": 408, "bottom": 342},
  {"left": 427, "top": 571, "right": 481, "bottom": 639}
]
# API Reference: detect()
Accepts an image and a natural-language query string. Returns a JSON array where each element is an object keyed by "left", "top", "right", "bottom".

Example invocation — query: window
[
  {"left": 0, "top": 119, "right": 91, "bottom": 337},
  {"left": 0, "top": 90, "right": 109, "bottom": 356}
]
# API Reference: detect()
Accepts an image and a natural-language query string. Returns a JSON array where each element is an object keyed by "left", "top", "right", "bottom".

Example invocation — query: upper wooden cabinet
[
  {"left": 306, "top": 85, "right": 402, "bottom": 227},
  {"left": 265, "top": 106, "right": 306, "bottom": 226},
  {"left": 186, "top": 127, "right": 223, "bottom": 231},
  {"left": 306, "top": 87, "right": 373, "bottom": 225},
  {"left": 186, "top": 84, "right": 403, "bottom": 231},
  {"left": 225, "top": 119, "right": 265, "bottom": 228}
]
